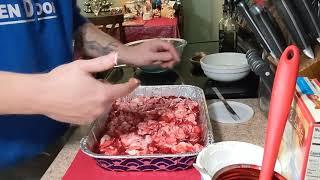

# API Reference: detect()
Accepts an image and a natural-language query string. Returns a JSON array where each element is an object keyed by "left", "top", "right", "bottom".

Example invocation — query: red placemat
[{"left": 63, "top": 150, "right": 201, "bottom": 180}]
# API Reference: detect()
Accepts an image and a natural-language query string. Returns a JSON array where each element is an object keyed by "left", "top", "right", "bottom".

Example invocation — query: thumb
[
  {"left": 78, "top": 52, "right": 118, "bottom": 73},
  {"left": 107, "top": 78, "right": 140, "bottom": 100}
]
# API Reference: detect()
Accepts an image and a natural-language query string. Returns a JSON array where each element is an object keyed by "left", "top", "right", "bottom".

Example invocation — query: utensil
[
  {"left": 246, "top": 49, "right": 275, "bottom": 93},
  {"left": 311, "top": 0, "right": 320, "bottom": 18},
  {"left": 193, "top": 164, "right": 212, "bottom": 179},
  {"left": 259, "top": 45, "right": 300, "bottom": 179},
  {"left": 250, "top": 5, "right": 287, "bottom": 59},
  {"left": 212, "top": 87, "right": 240, "bottom": 121},
  {"left": 292, "top": 0, "right": 320, "bottom": 44},
  {"left": 113, "top": 64, "right": 128, "bottom": 68},
  {"left": 272, "top": 0, "right": 314, "bottom": 59},
  {"left": 208, "top": 101, "right": 254, "bottom": 124},
  {"left": 237, "top": 0, "right": 276, "bottom": 58}
]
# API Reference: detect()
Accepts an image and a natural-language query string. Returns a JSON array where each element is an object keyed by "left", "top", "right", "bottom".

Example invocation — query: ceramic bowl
[
  {"left": 195, "top": 141, "right": 282, "bottom": 180},
  {"left": 200, "top": 53, "right": 250, "bottom": 82}
]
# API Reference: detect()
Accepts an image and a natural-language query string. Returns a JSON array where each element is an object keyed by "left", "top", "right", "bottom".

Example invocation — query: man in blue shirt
[{"left": 0, "top": 0, "right": 179, "bottom": 176}]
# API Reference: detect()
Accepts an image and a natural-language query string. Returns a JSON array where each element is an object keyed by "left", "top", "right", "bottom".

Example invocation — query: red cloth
[
  {"left": 124, "top": 17, "right": 180, "bottom": 43},
  {"left": 63, "top": 150, "right": 201, "bottom": 180},
  {"left": 123, "top": 18, "right": 146, "bottom": 26}
]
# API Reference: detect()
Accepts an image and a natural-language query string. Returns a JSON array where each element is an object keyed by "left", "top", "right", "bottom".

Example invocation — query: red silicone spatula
[{"left": 259, "top": 45, "right": 300, "bottom": 180}]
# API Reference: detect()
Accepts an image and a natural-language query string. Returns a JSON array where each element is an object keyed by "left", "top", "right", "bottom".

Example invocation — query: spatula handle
[{"left": 259, "top": 45, "right": 300, "bottom": 180}]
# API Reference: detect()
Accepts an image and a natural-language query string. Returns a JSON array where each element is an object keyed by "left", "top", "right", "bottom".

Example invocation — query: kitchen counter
[{"left": 41, "top": 98, "right": 268, "bottom": 180}]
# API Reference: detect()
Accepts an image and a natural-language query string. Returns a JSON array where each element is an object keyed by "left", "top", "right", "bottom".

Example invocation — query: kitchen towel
[{"left": 63, "top": 150, "right": 201, "bottom": 180}]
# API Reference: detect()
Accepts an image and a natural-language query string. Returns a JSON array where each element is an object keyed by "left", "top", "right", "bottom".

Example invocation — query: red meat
[{"left": 97, "top": 96, "right": 204, "bottom": 155}]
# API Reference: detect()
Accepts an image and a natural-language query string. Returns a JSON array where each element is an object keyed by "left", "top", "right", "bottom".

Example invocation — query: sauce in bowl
[{"left": 212, "top": 164, "right": 286, "bottom": 180}]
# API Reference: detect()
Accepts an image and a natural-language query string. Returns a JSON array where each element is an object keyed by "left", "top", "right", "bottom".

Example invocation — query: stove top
[
  {"left": 134, "top": 69, "right": 182, "bottom": 86},
  {"left": 105, "top": 65, "right": 259, "bottom": 100}
]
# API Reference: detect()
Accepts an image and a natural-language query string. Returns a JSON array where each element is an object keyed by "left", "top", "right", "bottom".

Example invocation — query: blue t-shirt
[{"left": 0, "top": 0, "right": 87, "bottom": 168}]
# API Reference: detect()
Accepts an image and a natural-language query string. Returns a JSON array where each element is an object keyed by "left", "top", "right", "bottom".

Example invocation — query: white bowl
[
  {"left": 202, "top": 69, "right": 250, "bottom": 82},
  {"left": 201, "top": 65, "right": 250, "bottom": 73},
  {"left": 195, "top": 141, "right": 282, "bottom": 180},
  {"left": 200, "top": 53, "right": 249, "bottom": 70},
  {"left": 200, "top": 53, "right": 250, "bottom": 82}
]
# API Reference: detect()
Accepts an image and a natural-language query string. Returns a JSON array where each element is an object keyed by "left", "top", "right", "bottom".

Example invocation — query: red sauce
[{"left": 213, "top": 164, "right": 286, "bottom": 180}]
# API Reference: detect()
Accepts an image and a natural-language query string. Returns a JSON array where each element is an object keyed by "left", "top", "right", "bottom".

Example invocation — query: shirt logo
[{"left": 0, "top": 0, "right": 57, "bottom": 26}]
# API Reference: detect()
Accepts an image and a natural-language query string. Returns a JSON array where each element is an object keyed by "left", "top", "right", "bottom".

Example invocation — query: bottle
[
  {"left": 218, "top": 2, "right": 228, "bottom": 52},
  {"left": 174, "top": 0, "right": 181, "bottom": 16},
  {"left": 174, "top": 0, "right": 183, "bottom": 36},
  {"left": 219, "top": 0, "right": 238, "bottom": 52},
  {"left": 156, "top": 0, "right": 162, "bottom": 10}
]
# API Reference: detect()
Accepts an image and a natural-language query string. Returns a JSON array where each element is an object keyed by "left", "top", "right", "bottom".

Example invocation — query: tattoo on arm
[
  {"left": 83, "top": 40, "right": 120, "bottom": 57},
  {"left": 74, "top": 23, "right": 124, "bottom": 58}
]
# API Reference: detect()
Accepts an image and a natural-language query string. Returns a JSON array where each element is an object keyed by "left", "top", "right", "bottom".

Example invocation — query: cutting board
[{"left": 63, "top": 150, "right": 201, "bottom": 180}]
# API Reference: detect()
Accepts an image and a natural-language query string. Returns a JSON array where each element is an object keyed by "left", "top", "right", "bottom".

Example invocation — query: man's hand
[
  {"left": 118, "top": 39, "right": 180, "bottom": 68},
  {"left": 76, "top": 23, "right": 180, "bottom": 68},
  {"left": 41, "top": 53, "right": 140, "bottom": 125}
]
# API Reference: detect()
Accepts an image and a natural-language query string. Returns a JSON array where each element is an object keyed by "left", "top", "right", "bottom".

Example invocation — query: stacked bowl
[{"left": 200, "top": 53, "right": 250, "bottom": 82}]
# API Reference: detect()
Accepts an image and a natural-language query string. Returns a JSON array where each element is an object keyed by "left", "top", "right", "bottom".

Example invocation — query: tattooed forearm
[
  {"left": 83, "top": 40, "right": 120, "bottom": 58},
  {"left": 75, "top": 23, "right": 125, "bottom": 59}
]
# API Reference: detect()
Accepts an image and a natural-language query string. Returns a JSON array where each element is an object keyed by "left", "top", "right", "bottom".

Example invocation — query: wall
[{"left": 182, "top": 0, "right": 223, "bottom": 59}]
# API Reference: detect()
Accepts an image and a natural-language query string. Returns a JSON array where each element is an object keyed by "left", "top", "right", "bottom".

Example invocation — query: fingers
[
  {"left": 78, "top": 52, "right": 118, "bottom": 73},
  {"left": 152, "top": 60, "right": 162, "bottom": 65},
  {"left": 106, "top": 78, "right": 140, "bottom": 100},
  {"left": 151, "top": 40, "right": 180, "bottom": 62},
  {"left": 160, "top": 61, "right": 176, "bottom": 68},
  {"left": 153, "top": 52, "right": 174, "bottom": 63}
]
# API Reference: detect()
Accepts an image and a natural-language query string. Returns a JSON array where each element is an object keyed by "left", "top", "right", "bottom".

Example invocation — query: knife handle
[
  {"left": 246, "top": 49, "right": 275, "bottom": 93},
  {"left": 259, "top": 45, "right": 300, "bottom": 180}
]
